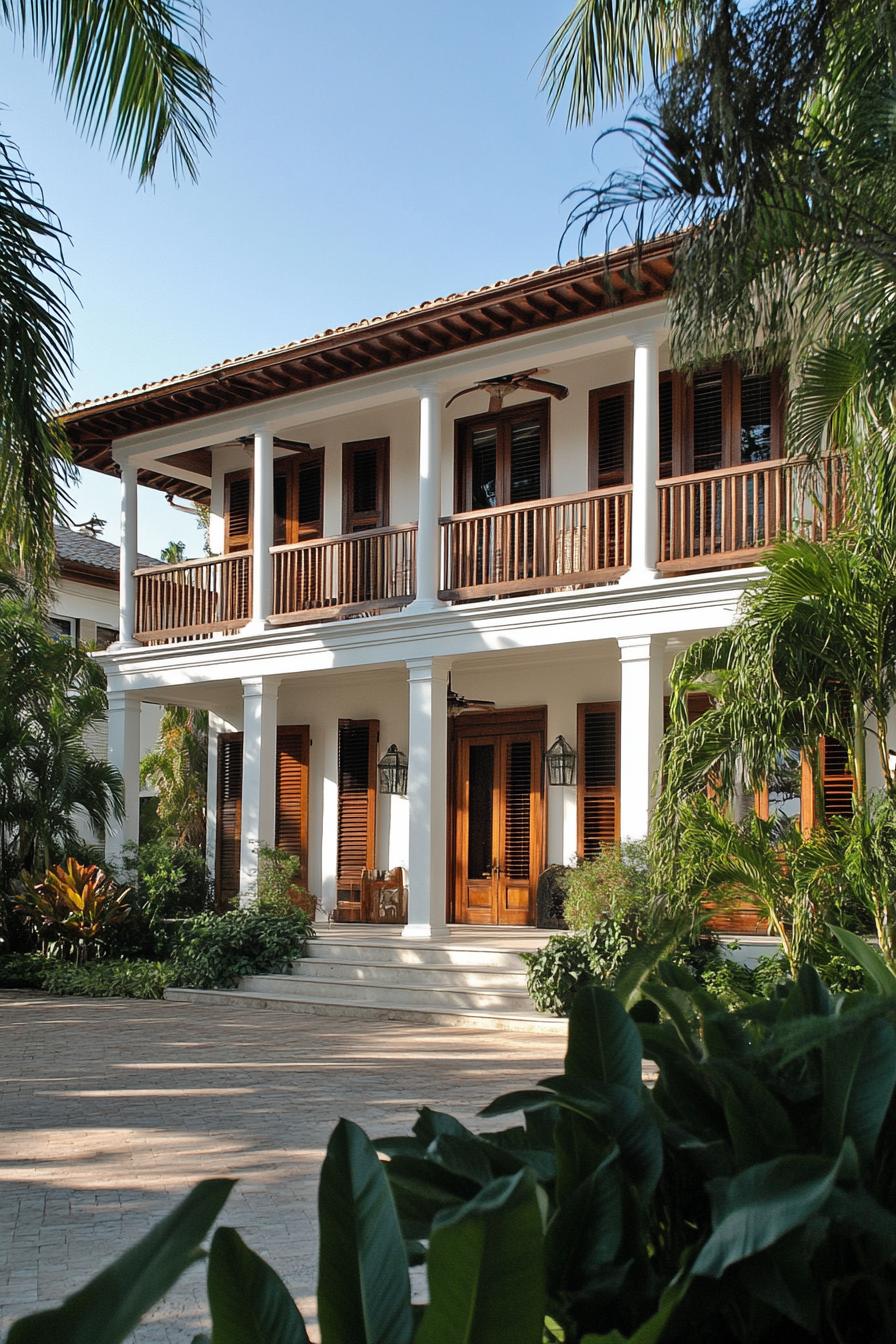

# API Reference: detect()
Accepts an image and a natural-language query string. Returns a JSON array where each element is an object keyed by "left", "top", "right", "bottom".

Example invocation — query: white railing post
[
  {"left": 238, "top": 675, "right": 279, "bottom": 901},
  {"left": 618, "top": 634, "right": 665, "bottom": 838},
  {"left": 115, "top": 460, "right": 138, "bottom": 647},
  {"left": 406, "top": 385, "right": 444, "bottom": 613},
  {"left": 404, "top": 655, "right": 450, "bottom": 936},
  {"left": 249, "top": 429, "right": 274, "bottom": 632},
  {"left": 621, "top": 330, "right": 661, "bottom": 585}
]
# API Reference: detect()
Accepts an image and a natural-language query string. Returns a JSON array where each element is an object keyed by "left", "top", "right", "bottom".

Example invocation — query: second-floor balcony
[{"left": 131, "top": 456, "right": 848, "bottom": 645}]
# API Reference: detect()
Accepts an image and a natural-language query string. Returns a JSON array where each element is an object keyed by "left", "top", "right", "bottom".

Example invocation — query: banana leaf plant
[{"left": 5, "top": 933, "right": 896, "bottom": 1343}]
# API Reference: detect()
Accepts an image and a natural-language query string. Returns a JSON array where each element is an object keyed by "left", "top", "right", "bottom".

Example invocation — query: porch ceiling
[{"left": 60, "top": 235, "right": 678, "bottom": 500}]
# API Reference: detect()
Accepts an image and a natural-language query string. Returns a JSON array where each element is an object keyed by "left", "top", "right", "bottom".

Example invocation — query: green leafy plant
[
  {"left": 563, "top": 840, "right": 652, "bottom": 931},
  {"left": 139, "top": 707, "right": 209, "bottom": 850},
  {"left": 40, "top": 959, "right": 173, "bottom": 999},
  {"left": 8, "top": 960, "right": 896, "bottom": 1343},
  {"left": 16, "top": 858, "right": 131, "bottom": 962},
  {"left": 253, "top": 845, "right": 319, "bottom": 919},
  {"left": 170, "top": 905, "right": 314, "bottom": 990},
  {"left": 0, "top": 950, "right": 49, "bottom": 988},
  {"left": 523, "top": 913, "right": 641, "bottom": 1015}
]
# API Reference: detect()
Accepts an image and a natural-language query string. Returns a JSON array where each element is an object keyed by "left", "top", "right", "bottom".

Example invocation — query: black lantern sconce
[
  {"left": 377, "top": 743, "right": 408, "bottom": 796},
  {"left": 544, "top": 735, "right": 576, "bottom": 786}
]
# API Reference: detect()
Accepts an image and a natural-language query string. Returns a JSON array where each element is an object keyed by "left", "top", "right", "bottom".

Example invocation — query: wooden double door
[{"left": 451, "top": 710, "right": 545, "bottom": 926}]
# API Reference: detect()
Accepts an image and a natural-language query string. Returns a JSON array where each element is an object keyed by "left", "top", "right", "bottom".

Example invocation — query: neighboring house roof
[
  {"left": 55, "top": 525, "right": 159, "bottom": 587},
  {"left": 59, "top": 235, "right": 679, "bottom": 502}
]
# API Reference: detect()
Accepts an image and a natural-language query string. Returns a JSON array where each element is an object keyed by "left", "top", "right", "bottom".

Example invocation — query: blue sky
[{"left": 4, "top": 0, "right": 633, "bottom": 557}]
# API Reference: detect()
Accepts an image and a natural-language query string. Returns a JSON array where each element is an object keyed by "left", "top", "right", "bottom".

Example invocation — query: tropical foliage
[
  {"left": 16, "top": 857, "right": 131, "bottom": 961},
  {"left": 169, "top": 904, "right": 314, "bottom": 990},
  {"left": 1, "top": 0, "right": 216, "bottom": 589},
  {"left": 0, "top": 594, "right": 123, "bottom": 899},
  {"left": 543, "top": 0, "right": 896, "bottom": 481},
  {"left": 563, "top": 839, "right": 652, "bottom": 930},
  {"left": 7, "top": 947, "right": 896, "bottom": 1342},
  {"left": 140, "top": 705, "right": 209, "bottom": 849}
]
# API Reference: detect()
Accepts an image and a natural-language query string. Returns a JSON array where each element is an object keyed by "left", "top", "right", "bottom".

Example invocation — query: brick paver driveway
[{"left": 0, "top": 992, "right": 564, "bottom": 1342}]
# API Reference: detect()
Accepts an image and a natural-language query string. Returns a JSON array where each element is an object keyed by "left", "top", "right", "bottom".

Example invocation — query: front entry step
[{"left": 164, "top": 928, "right": 564, "bottom": 1034}]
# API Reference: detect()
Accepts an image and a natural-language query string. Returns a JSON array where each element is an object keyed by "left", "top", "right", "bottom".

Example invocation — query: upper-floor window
[
  {"left": 454, "top": 400, "right": 549, "bottom": 511},
  {"left": 343, "top": 438, "right": 389, "bottom": 532},
  {"left": 95, "top": 624, "right": 118, "bottom": 650},
  {"left": 48, "top": 615, "right": 77, "bottom": 643},
  {"left": 225, "top": 452, "right": 324, "bottom": 553},
  {"left": 589, "top": 365, "right": 782, "bottom": 485}
]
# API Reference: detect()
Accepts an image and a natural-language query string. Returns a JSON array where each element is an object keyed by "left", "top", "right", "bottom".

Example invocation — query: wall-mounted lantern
[
  {"left": 544, "top": 735, "right": 576, "bottom": 786},
  {"left": 378, "top": 743, "right": 408, "bottom": 796}
]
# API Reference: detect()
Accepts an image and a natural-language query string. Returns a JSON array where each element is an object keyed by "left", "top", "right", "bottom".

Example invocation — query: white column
[
  {"left": 106, "top": 688, "right": 141, "bottom": 871},
  {"left": 238, "top": 675, "right": 279, "bottom": 901},
  {"left": 621, "top": 331, "right": 660, "bottom": 584},
  {"left": 618, "top": 635, "right": 665, "bottom": 839},
  {"left": 205, "top": 713, "right": 222, "bottom": 880},
  {"left": 116, "top": 461, "right": 138, "bottom": 647},
  {"left": 404, "top": 656, "right": 450, "bottom": 937},
  {"left": 405, "top": 385, "right": 444, "bottom": 613},
  {"left": 249, "top": 429, "right": 274, "bottom": 631},
  {"left": 318, "top": 717, "right": 340, "bottom": 921}
]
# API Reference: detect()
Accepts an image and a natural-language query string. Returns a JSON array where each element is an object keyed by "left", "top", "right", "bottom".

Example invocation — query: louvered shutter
[
  {"left": 336, "top": 719, "right": 378, "bottom": 902},
  {"left": 691, "top": 371, "right": 724, "bottom": 473},
  {"left": 225, "top": 471, "right": 251, "bottom": 552},
  {"left": 503, "top": 739, "right": 533, "bottom": 880},
  {"left": 659, "top": 377, "right": 675, "bottom": 479},
  {"left": 216, "top": 734, "right": 243, "bottom": 910},
  {"left": 589, "top": 383, "right": 632, "bottom": 488},
  {"left": 821, "top": 735, "right": 854, "bottom": 821},
  {"left": 577, "top": 703, "right": 620, "bottom": 859},
  {"left": 739, "top": 373, "right": 774, "bottom": 464},
  {"left": 275, "top": 726, "right": 310, "bottom": 887},
  {"left": 343, "top": 439, "right": 389, "bottom": 531},
  {"left": 508, "top": 420, "right": 543, "bottom": 503}
]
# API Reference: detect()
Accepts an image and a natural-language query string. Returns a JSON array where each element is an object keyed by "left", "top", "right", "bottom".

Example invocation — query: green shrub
[
  {"left": 124, "top": 838, "right": 211, "bottom": 921},
  {"left": 252, "top": 845, "right": 319, "bottom": 918},
  {"left": 8, "top": 940, "right": 896, "bottom": 1344},
  {"left": 523, "top": 912, "right": 642, "bottom": 1014},
  {"left": 0, "top": 951, "right": 49, "bottom": 988},
  {"left": 563, "top": 839, "right": 653, "bottom": 931},
  {"left": 170, "top": 905, "right": 313, "bottom": 989},
  {"left": 41, "top": 960, "right": 173, "bottom": 999}
]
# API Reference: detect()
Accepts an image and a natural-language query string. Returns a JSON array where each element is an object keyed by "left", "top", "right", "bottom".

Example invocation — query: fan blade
[
  {"left": 465, "top": 698, "right": 496, "bottom": 708},
  {"left": 515, "top": 377, "right": 569, "bottom": 400},
  {"left": 445, "top": 386, "right": 479, "bottom": 408}
]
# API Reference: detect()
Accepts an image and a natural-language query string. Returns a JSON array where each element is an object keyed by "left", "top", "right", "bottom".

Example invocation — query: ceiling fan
[
  {"left": 447, "top": 674, "right": 496, "bottom": 717},
  {"left": 446, "top": 368, "right": 569, "bottom": 414}
]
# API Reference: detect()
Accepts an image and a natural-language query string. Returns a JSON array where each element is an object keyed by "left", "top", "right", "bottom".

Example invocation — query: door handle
[{"left": 490, "top": 859, "right": 501, "bottom": 877}]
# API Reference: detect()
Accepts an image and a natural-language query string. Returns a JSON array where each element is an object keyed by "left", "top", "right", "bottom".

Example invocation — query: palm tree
[
  {"left": 0, "top": 593, "right": 123, "bottom": 887},
  {"left": 541, "top": 0, "right": 896, "bottom": 467},
  {"left": 1, "top": 2, "right": 216, "bottom": 593},
  {"left": 140, "top": 705, "right": 208, "bottom": 849}
]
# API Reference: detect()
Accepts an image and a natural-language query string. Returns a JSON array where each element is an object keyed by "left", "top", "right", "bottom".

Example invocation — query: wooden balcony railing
[
  {"left": 657, "top": 456, "right": 848, "bottom": 574},
  {"left": 270, "top": 523, "right": 417, "bottom": 624},
  {"left": 439, "top": 486, "right": 632, "bottom": 601},
  {"left": 134, "top": 552, "right": 252, "bottom": 643}
]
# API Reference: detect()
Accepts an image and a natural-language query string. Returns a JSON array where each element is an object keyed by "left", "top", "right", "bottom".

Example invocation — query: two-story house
[{"left": 61, "top": 236, "right": 846, "bottom": 940}]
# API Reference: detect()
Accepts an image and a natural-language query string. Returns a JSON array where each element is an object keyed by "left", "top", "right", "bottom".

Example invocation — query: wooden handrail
[
  {"left": 440, "top": 487, "right": 632, "bottom": 600},
  {"left": 134, "top": 550, "right": 252, "bottom": 643},
  {"left": 441, "top": 484, "right": 633, "bottom": 527},
  {"left": 657, "top": 455, "right": 847, "bottom": 574},
  {"left": 271, "top": 523, "right": 417, "bottom": 623},
  {"left": 270, "top": 522, "right": 418, "bottom": 554}
]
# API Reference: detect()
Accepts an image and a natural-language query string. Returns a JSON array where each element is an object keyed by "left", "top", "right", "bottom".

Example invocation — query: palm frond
[
  {"left": 0, "top": 133, "right": 74, "bottom": 594},
  {"left": 1, "top": 0, "right": 217, "bottom": 182}
]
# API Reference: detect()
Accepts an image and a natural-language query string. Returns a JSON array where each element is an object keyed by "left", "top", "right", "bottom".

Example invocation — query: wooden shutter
[
  {"left": 275, "top": 725, "right": 310, "bottom": 887},
  {"left": 343, "top": 439, "right": 389, "bottom": 531},
  {"left": 336, "top": 719, "right": 378, "bottom": 902},
  {"left": 690, "top": 370, "right": 726, "bottom": 473},
  {"left": 503, "top": 739, "right": 534, "bottom": 880},
  {"left": 225, "top": 470, "right": 252, "bottom": 552},
  {"left": 577, "top": 703, "right": 620, "bottom": 859},
  {"left": 588, "top": 383, "right": 632, "bottom": 488},
  {"left": 215, "top": 733, "right": 243, "bottom": 910},
  {"left": 820, "top": 734, "right": 854, "bottom": 822}
]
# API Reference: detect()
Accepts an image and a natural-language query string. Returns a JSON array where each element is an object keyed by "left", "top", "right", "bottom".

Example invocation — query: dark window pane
[
  {"left": 471, "top": 429, "right": 497, "bottom": 510},
  {"left": 693, "top": 372, "right": 724, "bottom": 473},
  {"left": 298, "top": 461, "right": 322, "bottom": 524},
  {"left": 767, "top": 748, "right": 801, "bottom": 826},
  {"left": 740, "top": 374, "right": 773, "bottom": 463},
  {"left": 659, "top": 379, "right": 674, "bottom": 478},
  {"left": 352, "top": 447, "right": 379, "bottom": 515},
  {"left": 595, "top": 394, "right": 626, "bottom": 486},
  {"left": 467, "top": 744, "right": 494, "bottom": 879},
  {"left": 509, "top": 421, "right": 542, "bottom": 503}
]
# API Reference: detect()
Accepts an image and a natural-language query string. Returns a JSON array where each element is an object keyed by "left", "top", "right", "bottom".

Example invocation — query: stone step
[
  {"left": 238, "top": 972, "right": 536, "bottom": 1016},
  {"left": 305, "top": 936, "right": 535, "bottom": 972},
  {"left": 290, "top": 957, "right": 529, "bottom": 991},
  {"left": 164, "top": 986, "right": 566, "bottom": 1035}
]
